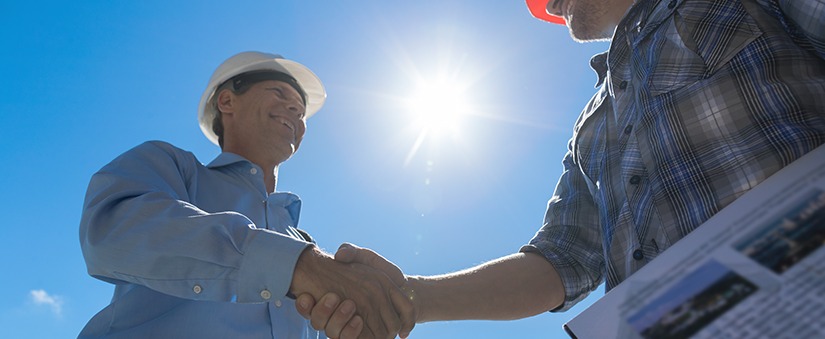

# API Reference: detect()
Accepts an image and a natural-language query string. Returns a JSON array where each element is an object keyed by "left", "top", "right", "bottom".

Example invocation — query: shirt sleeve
[
  {"left": 772, "top": 0, "right": 825, "bottom": 58},
  {"left": 520, "top": 138, "right": 605, "bottom": 312},
  {"left": 79, "top": 141, "right": 310, "bottom": 303}
]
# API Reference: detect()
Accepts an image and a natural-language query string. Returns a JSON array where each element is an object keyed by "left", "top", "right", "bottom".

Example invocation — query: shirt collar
[
  {"left": 206, "top": 151, "right": 252, "bottom": 169},
  {"left": 590, "top": 0, "right": 667, "bottom": 88},
  {"left": 590, "top": 52, "right": 609, "bottom": 88}
]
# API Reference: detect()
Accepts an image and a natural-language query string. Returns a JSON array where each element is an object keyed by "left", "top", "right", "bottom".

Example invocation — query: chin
[
  {"left": 269, "top": 144, "right": 296, "bottom": 164},
  {"left": 568, "top": 21, "right": 614, "bottom": 43}
]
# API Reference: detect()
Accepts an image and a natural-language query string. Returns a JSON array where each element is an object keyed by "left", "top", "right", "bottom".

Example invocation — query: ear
[{"left": 216, "top": 89, "right": 235, "bottom": 115}]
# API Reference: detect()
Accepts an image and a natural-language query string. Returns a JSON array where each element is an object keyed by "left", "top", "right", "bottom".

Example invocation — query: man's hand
[
  {"left": 334, "top": 244, "right": 407, "bottom": 288},
  {"left": 295, "top": 292, "right": 363, "bottom": 339},
  {"left": 295, "top": 244, "right": 418, "bottom": 339},
  {"left": 290, "top": 246, "right": 415, "bottom": 339}
]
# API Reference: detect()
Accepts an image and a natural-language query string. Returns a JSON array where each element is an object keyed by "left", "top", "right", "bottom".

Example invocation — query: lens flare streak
[{"left": 403, "top": 127, "right": 430, "bottom": 168}]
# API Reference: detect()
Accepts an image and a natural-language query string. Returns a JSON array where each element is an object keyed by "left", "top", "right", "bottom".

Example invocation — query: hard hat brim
[{"left": 525, "top": 0, "right": 567, "bottom": 25}]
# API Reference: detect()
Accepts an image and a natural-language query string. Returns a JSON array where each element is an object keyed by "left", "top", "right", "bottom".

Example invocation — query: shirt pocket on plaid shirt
[{"left": 647, "top": 3, "right": 762, "bottom": 96}]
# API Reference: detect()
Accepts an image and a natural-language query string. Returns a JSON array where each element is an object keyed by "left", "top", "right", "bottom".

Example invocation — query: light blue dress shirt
[{"left": 78, "top": 141, "right": 321, "bottom": 339}]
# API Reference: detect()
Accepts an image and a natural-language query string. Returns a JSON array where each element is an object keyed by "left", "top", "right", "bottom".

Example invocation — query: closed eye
[{"left": 266, "top": 86, "right": 305, "bottom": 114}]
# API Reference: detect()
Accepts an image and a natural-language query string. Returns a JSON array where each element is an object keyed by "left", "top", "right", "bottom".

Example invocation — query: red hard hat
[{"left": 525, "top": 0, "right": 566, "bottom": 25}]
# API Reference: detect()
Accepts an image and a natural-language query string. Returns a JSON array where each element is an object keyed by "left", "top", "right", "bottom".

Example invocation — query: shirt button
[
  {"left": 193, "top": 285, "right": 202, "bottom": 294},
  {"left": 250, "top": 168, "right": 258, "bottom": 175},
  {"left": 624, "top": 125, "right": 633, "bottom": 134},
  {"left": 633, "top": 249, "right": 645, "bottom": 261},
  {"left": 274, "top": 300, "right": 282, "bottom": 307},
  {"left": 629, "top": 175, "right": 641, "bottom": 185},
  {"left": 668, "top": 0, "right": 677, "bottom": 9},
  {"left": 619, "top": 81, "right": 628, "bottom": 90},
  {"left": 260, "top": 289, "right": 272, "bottom": 300}
]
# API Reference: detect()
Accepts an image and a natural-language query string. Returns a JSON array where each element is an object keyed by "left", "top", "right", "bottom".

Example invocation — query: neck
[
  {"left": 223, "top": 145, "right": 284, "bottom": 194},
  {"left": 247, "top": 155, "right": 280, "bottom": 193},
  {"left": 252, "top": 159, "right": 279, "bottom": 194},
  {"left": 265, "top": 166, "right": 279, "bottom": 193}
]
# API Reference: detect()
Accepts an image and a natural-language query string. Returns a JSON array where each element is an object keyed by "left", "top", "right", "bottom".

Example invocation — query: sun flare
[
  {"left": 403, "top": 80, "right": 471, "bottom": 167},
  {"left": 408, "top": 81, "right": 469, "bottom": 133}
]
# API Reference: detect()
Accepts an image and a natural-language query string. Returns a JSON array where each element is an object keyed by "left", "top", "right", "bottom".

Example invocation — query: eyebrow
[
  {"left": 232, "top": 71, "right": 306, "bottom": 104},
  {"left": 266, "top": 84, "right": 305, "bottom": 108}
]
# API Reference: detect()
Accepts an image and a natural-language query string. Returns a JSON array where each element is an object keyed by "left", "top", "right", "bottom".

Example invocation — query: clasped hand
[{"left": 291, "top": 244, "right": 416, "bottom": 339}]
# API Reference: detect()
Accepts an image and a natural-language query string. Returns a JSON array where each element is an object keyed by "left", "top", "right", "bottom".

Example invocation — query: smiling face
[
  {"left": 217, "top": 79, "right": 307, "bottom": 165},
  {"left": 546, "top": 0, "right": 635, "bottom": 42}
]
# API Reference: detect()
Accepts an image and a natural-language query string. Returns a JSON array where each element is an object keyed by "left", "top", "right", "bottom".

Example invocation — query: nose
[
  {"left": 547, "top": 0, "right": 563, "bottom": 16},
  {"left": 286, "top": 100, "right": 306, "bottom": 120}
]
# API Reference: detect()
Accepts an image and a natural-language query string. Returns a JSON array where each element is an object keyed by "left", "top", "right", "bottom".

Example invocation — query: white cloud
[{"left": 30, "top": 289, "right": 63, "bottom": 315}]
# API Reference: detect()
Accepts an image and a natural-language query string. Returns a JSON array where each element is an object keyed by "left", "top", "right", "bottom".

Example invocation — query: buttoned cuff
[{"left": 237, "top": 229, "right": 311, "bottom": 303}]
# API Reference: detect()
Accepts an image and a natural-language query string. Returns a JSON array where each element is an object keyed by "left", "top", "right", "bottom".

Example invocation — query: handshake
[
  {"left": 288, "top": 243, "right": 419, "bottom": 339},
  {"left": 288, "top": 242, "right": 565, "bottom": 339}
]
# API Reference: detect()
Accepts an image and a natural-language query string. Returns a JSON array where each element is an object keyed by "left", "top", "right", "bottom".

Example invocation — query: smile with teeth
[{"left": 273, "top": 116, "right": 294, "bottom": 132}]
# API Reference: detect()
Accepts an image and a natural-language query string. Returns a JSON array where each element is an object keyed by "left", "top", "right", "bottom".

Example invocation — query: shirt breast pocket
[{"left": 646, "top": 4, "right": 762, "bottom": 96}]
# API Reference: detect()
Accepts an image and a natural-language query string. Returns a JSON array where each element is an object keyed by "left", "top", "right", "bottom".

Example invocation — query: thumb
[
  {"left": 333, "top": 243, "right": 358, "bottom": 263},
  {"left": 335, "top": 243, "right": 406, "bottom": 287}
]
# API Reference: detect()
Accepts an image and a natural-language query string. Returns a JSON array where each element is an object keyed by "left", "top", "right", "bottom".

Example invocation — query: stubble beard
[{"left": 567, "top": 0, "right": 616, "bottom": 43}]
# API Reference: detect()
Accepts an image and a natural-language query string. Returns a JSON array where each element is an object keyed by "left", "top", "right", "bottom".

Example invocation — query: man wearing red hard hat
[{"left": 299, "top": 0, "right": 825, "bottom": 338}]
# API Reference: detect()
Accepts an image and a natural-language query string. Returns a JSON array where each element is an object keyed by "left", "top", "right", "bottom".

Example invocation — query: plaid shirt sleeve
[
  {"left": 773, "top": 0, "right": 825, "bottom": 58},
  {"left": 520, "top": 137, "right": 605, "bottom": 312}
]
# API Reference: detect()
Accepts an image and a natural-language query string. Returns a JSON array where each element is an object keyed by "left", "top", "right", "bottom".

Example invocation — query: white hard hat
[{"left": 198, "top": 51, "right": 326, "bottom": 146}]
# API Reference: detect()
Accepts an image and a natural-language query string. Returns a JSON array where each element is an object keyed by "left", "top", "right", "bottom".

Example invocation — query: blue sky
[{"left": 0, "top": 1, "right": 610, "bottom": 338}]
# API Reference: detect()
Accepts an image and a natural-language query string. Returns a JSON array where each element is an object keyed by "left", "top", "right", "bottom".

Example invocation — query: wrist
[
  {"left": 406, "top": 275, "right": 429, "bottom": 323},
  {"left": 289, "top": 246, "right": 330, "bottom": 297}
]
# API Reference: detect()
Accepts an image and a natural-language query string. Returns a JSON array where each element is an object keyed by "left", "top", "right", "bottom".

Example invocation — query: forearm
[
  {"left": 409, "top": 252, "right": 564, "bottom": 323},
  {"left": 82, "top": 189, "right": 309, "bottom": 301},
  {"left": 80, "top": 142, "right": 309, "bottom": 302}
]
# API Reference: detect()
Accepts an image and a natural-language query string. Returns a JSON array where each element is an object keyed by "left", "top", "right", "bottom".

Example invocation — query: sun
[
  {"left": 408, "top": 81, "right": 469, "bottom": 133},
  {"left": 403, "top": 79, "right": 471, "bottom": 167}
]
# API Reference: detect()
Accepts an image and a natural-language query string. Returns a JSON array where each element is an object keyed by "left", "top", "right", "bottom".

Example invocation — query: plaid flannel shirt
[{"left": 521, "top": 0, "right": 825, "bottom": 312}]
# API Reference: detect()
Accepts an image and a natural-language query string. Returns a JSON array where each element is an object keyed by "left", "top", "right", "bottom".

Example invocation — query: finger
[
  {"left": 352, "top": 269, "right": 393, "bottom": 339},
  {"left": 362, "top": 318, "right": 381, "bottom": 339},
  {"left": 371, "top": 273, "right": 402, "bottom": 339},
  {"left": 359, "top": 298, "right": 389, "bottom": 339},
  {"left": 323, "top": 299, "right": 357, "bottom": 339},
  {"left": 295, "top": 293, "right": 315, "bottom": 319},
  {"left": 389, "top": 282, "right": 416, "bottom": 339},
  {"left": 340, "top": 315, "right": 363, "bottom": 339},
  {"left": 309, "top": 293, "right": 340, "bottom": 331}
]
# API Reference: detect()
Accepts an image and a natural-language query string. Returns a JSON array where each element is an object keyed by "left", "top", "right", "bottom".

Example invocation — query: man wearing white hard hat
[
  {"left": 78, "top": 51, "right": 414, "bottom": 339},
  {"left": 298, "top": 0, "right": 825, "bottom": 337}
]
